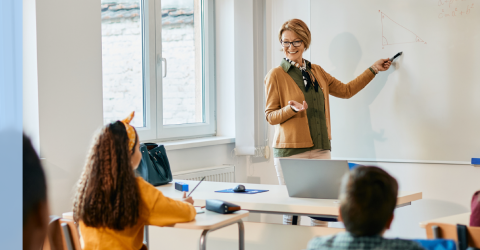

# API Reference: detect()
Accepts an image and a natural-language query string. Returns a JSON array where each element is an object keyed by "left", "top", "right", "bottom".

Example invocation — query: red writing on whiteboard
[
  {"left": 380, "top": 11, "right": 426, "bottom": 47},
  {"left": 438, "top": 0, "right": 474, "bottom": 8},
  {"left": 437, "top": 1, "right": 474, "bottom": 19}
]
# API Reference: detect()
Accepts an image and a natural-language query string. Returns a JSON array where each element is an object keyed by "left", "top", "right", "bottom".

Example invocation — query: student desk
[
  {"left": 148, "top": 210, "right": 248, "bottom": 250},
  {"left": 419, "top": 212, "right": 471, "bottom": 228},
  {"left": 156, "top": 180, "right": 423, "bottom": 219},
  {"left": 64, "top": 211, "right": 250, "bottom": 250},
  {"left": 148, "top": 221, "right": 345, "bottom": 250}
]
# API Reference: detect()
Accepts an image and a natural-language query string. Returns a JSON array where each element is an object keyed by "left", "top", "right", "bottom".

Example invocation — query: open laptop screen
[{"left": 279, "top": 159, "right": 349, "bottom": 199}]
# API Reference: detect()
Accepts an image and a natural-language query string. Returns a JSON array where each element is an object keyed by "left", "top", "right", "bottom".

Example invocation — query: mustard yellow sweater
[
  {"left": 265, "top": 64, "right": 374, "bottom": 148},
  {"left": 79, "top": 177, "right": 196, "bottom": 250}
]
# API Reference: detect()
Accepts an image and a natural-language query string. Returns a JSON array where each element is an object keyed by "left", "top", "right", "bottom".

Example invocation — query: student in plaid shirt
[{"left": 306, "top": 166, "right": 424, "bottom": 250}]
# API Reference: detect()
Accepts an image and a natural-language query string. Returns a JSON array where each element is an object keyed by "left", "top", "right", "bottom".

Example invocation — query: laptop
[{"left": 279, "top": 158, "right": 349, "bottom": 199}]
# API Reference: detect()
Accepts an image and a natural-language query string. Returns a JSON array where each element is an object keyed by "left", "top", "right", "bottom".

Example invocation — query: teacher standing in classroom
[{"left": 264, "top": 19, "right": 391, "bottom": 226}]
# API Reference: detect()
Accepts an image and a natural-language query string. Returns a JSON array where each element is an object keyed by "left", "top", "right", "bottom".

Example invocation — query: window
[
  {"left": 101, "top": 0, "right": 144, "bottom": 127},
  {"left": 101, "top": 0, "right": 216, "bottom": 141}
]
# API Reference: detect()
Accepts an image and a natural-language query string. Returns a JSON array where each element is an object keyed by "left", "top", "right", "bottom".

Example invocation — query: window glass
[
  {"left": 101, "top": 0, "right": 144, "bottom": 127},
  {"left": 101, "top": 0, "right": 214, "bottom": 139},
  {"left": 161, "top": 0, "right": 203, "bottom": 125}
]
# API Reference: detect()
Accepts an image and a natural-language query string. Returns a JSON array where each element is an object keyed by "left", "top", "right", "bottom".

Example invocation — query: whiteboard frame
[{"left": 333, "top": 157, "right": 471, "bottom": 165}]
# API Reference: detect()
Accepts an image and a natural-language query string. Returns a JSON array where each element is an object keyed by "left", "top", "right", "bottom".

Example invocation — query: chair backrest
[
  {"left": 61, "top": 219, "right": 82, "bottom": 250},
  {"left": 43, "top": 216, "right": 82, "bottom": 250},
  {"left": 43, "top": 216, "right": 67, "bottom": 250},
  {"left": 425, "top": 222, "right": 480, "bottom": 249}
]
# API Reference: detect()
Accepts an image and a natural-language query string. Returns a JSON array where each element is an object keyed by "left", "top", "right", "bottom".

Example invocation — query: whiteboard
[{"left": 310, "top": 0, "right": 480, "bottom": 164}]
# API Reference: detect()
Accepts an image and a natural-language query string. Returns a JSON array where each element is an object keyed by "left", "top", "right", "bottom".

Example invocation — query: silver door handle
[{"left": 162, "top": 58, "right": 167, "bottom": 78}]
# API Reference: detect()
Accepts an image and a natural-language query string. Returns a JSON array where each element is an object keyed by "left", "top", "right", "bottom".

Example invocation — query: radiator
[{"left": 172, "top": 165, "right": 235, "bottom": 182}]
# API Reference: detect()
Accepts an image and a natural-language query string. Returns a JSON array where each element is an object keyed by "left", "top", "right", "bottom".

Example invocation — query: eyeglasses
[{"left": 281, "top": 40, "right": 303, "bottom": 47}]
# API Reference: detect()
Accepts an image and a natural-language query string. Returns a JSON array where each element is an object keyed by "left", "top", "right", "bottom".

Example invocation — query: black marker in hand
[{"left": 389, "top": 52, "right": 403, "bottom": 62}]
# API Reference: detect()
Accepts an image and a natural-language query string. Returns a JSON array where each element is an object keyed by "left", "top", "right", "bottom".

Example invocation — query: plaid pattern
[{"left": 306, "top": 232, "right": 425, "bottom": 250}]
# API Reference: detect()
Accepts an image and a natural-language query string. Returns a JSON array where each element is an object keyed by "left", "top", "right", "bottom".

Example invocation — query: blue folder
[
  {"left": 413, "top": 239, "right": 456, "bottom": 250},
  {"left": 348, "top": 162, "right": 361, "bottom": 170},
  {"left": 215, "top": 189, "right": 269, "bottom": 194}
]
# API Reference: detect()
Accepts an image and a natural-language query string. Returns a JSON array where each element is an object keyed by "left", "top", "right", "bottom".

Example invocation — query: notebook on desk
[{"left": 279, "top": 159, "right": 349, "bottom": 199}]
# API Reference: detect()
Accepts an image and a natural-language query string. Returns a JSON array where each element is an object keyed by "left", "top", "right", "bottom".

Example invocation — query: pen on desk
[{"left": 187, "top": 176, "right": 206, "bottom": 197}]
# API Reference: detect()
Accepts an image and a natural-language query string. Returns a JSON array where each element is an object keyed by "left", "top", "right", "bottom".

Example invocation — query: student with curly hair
[{"left": 73, "top": 112, "right": 195, "bottom": 250}]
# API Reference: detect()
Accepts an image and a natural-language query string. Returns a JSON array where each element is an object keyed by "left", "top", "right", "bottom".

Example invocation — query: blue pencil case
[{"left": 215, "top": 189, "right": 269, "bottom": 194}]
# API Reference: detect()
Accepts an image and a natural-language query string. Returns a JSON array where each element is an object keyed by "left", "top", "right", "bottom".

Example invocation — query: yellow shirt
[{"left": 79, "top": 177, "right": 196, "bottom": 250}]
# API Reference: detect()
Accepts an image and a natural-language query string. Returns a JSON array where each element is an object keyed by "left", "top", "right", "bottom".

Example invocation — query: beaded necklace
[{"left": 284, "top": 58, "right": 319, "bottom": 92}]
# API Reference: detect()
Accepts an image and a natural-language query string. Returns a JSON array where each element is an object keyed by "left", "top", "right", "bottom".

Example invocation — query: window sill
[{"left": 142, "top": 136, "right": 235, "bottom": 151}]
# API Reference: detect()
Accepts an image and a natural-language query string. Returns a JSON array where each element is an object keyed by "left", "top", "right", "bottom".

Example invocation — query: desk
[
  {"left": 419, "top": 212, "right": 471, "bottom": 228},
  {"left": 63, "top": 212, "right": 74, "bottom": 220},
  {"left": 149, "top": 210, "right": 249, "bottom": 250},
  {"left": 156, "top": 180, "right": 422, "bottom": 218},
  {"left": 64, "top": 211, "right": 249, "bottom": 250},
  {"left": 148, "top": 221, "right": 345, "bottom": 250}
]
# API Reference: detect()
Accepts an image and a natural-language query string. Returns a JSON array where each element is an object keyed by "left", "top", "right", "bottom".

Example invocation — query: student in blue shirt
[{"left": 307, "top": 166, "right": 424, "bottom": 250}]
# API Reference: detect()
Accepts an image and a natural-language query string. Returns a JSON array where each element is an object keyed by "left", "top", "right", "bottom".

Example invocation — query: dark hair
[
  {"left": 339, "top": 166, "right": 398, "bottom": 236},
  {"left": 73, "top": 121, "right": 140, "bottom": 230},
  {"left": 23, "top": 135, "right": 47, "bottom": 226}
]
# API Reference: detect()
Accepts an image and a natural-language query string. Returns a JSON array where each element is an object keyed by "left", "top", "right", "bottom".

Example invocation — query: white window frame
[{"left": 136, "top": 0, "right": 216, "bottom": 142}]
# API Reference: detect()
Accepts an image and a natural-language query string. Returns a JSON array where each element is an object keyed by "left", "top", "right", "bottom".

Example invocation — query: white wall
[
  {"left": 269, "top": 0, "right": 311, "bottom": 64},
  {"left": 166, "top": 143, "right": 245, "bottom": 181},
  {"left": 215, "top": 0, "right": 235, "bottom": 138},
  {"left": 233, "top": 0, "right": 256, "bottom": 155},
  {"left": 23, "top": 0, "right": 40, "bottom": 152},
  {"left": 34, "top": 0, "right": 104, "bottom": 215}
]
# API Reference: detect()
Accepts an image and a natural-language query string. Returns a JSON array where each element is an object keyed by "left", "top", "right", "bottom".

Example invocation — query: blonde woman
[{"left": 265, "top": 19, "right": 391, "bottom": 226}]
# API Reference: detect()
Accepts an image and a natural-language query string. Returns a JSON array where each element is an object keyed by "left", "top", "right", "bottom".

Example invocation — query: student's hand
[
  {"left": 182, "top": 191, "right": 194, "bottom": 205},
  {"left": 373, "top": 58, "right": 392, "bottom": 71},
  {"left": 288, "top": 100, "right": 308, "bottom": 112}
]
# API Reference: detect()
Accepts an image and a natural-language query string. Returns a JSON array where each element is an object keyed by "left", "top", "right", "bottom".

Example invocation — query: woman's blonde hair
[{"left": 278, "top": 19, "right": 311, "bottom": 50}]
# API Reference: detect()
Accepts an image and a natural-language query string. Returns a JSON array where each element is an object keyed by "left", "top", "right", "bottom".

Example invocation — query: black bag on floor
[{"left": 135, "top": 143, "right": 172, "bottom": 186}]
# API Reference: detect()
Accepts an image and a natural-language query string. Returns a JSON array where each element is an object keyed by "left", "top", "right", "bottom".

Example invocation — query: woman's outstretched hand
[
  {"left": 288, "top": 100, "right": 308, "bottom": 112},
  {"left": 373, "top": 58, "right": 392, "bottom": 71}
]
